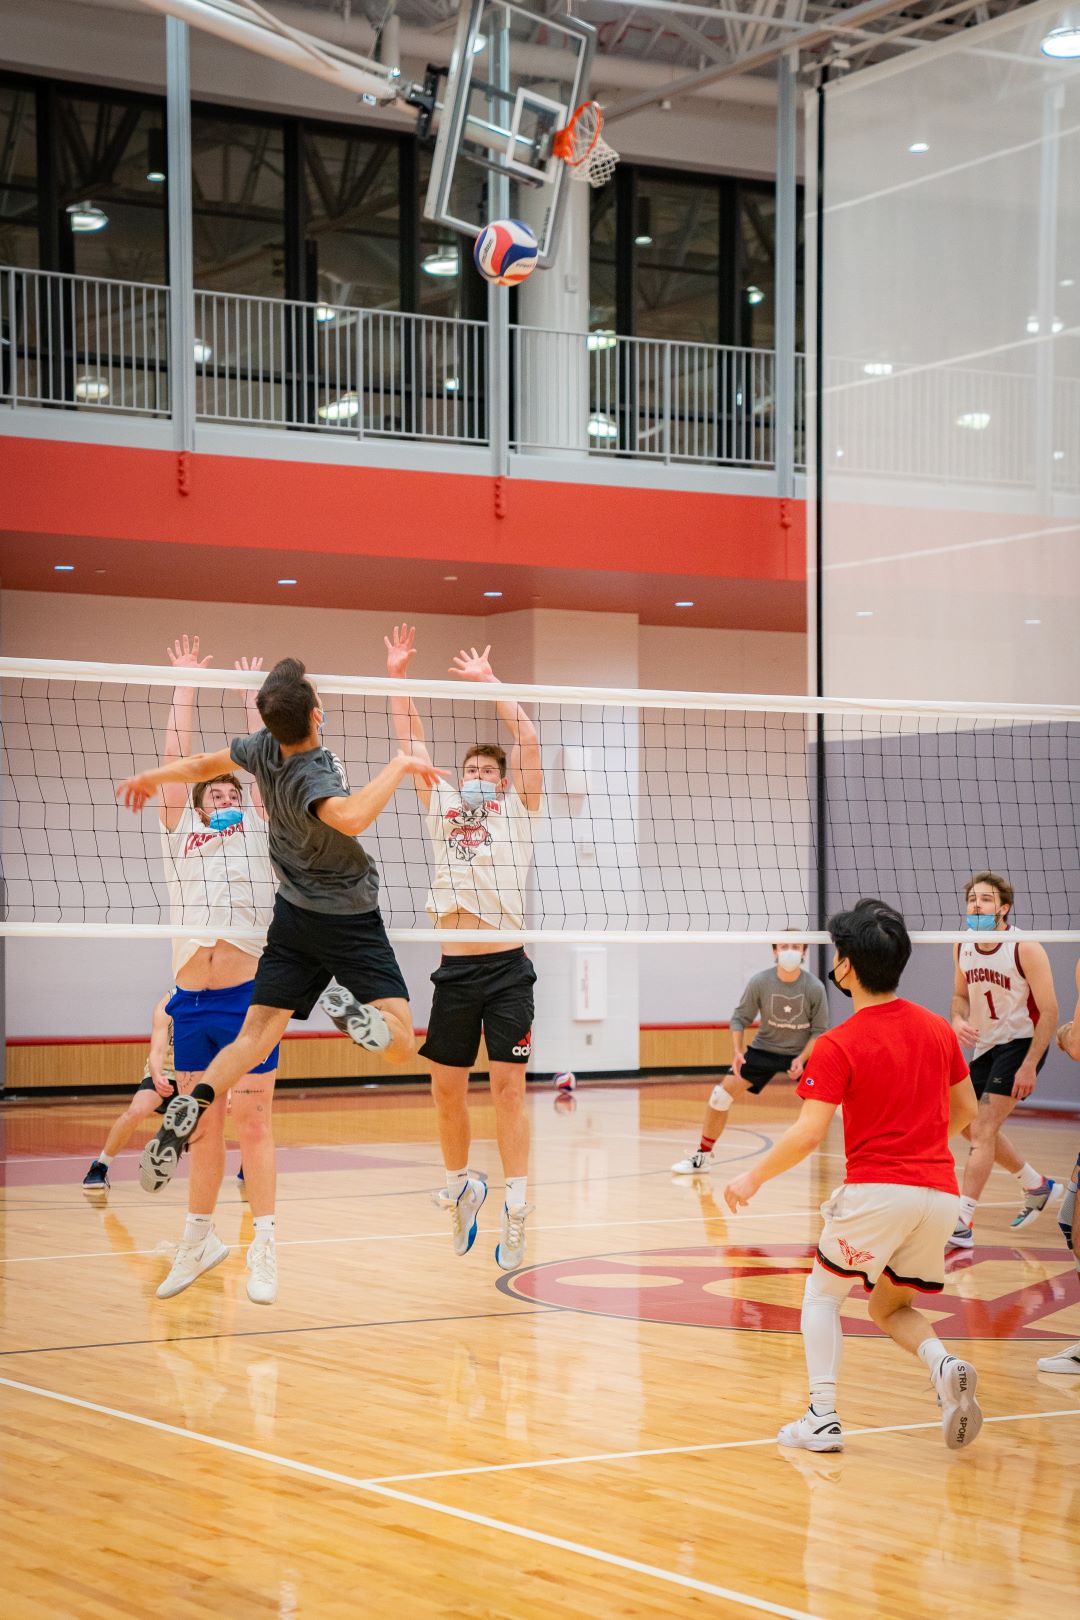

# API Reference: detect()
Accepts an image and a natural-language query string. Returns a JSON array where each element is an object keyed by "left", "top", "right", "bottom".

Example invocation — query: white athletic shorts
[{"left": 816, "top": 1182, "right": 961, "bottom": 1295}]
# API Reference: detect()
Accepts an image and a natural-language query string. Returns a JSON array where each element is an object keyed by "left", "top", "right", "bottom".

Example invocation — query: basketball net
[{"left": 552, "top": 101, "right": 619, "bottom": 189}]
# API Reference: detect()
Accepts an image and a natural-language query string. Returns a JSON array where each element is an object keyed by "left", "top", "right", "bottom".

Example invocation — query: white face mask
[{"left": 777, "top": 948, "right": 804, "bottom": 972}]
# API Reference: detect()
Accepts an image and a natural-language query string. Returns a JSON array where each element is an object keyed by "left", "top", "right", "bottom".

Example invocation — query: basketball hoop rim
[{"left": 552, "top": 100, "right": 603, "bottom": 166}]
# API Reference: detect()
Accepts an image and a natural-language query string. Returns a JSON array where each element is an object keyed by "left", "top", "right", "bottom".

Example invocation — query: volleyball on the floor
[
  {"left": 554, "top": 1071, "right": 577, "bottom": 1092},
  {"left": 473, "top": 219, "right": 539, "bottom": 286}
]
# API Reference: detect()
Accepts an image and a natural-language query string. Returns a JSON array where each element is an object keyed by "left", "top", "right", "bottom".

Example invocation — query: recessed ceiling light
[
  {"left": 1061, "top": 278, "right": 1076, "bottom": 288},
  {"left": 587, "top": 329, "right": 617, "bottom": 352},
  {"left": 443, "top": 574, "right": 458, "bottom": 581},
  {"left": 277, "top": 578, "right": 297, "bottom": 585},
  {"left": 675, "top": 600, "right": 694, "bottom": 608},
  {"left": 1026, "top": 316, "right": 1040, "bottom": 335},
  {"left": 588, "top": 413, "right": 618, "bottom": 440},
  {"left": 1053, "top": 449, "right": 1066, "bottom": 461},
  {"left": 317, "top": 392, "right": 360, "bottom": 422},
  {"left": 746, "top": 285, "right": 765, "bottom": 305},
  {"left": 193, "top": 338, "right": 212, "bottom": 364},
  {"left": 908, "top": 141, "right": 929, "bottom": 154},
  {"left": 1024, "top": 617, "right": 1042, "bottom": 625},
  {"left": 956, "top": 411, "right": 990, "bottom": 431},
  {"left": 443, "top": 376, "right": 460, "bottom": 393},
  {"left": 835, "top": 447, "right": 845, "bottom": 458},
  {"left": 67, "top": 200, "right": 108, "bottom": 232},
  {"left": 1041, "top": 25, "right": 1080, "bottom": 59},
  {"left": 314, "top": 304, "right": 336, "bottom": 324},
  {"left": 146, "top": 129, "right": 166, "bottom": 184},
  {"left": 74, "top": 374, "right": 109, "bottom": 402},
  {"left": 863, "top": 362, "right": 893, "bottom": 376},
  {"left": 483, "top": 590, "right": 503, "bottom": 598},
  {"left": 855, "top": 610, "right": 874, "bottom": 617},
  {"left": 54, "top": 564, "right": 75, "bottom": 572},
  {"left": 422, "top": 248, "right": 459, "bottom": 278}
]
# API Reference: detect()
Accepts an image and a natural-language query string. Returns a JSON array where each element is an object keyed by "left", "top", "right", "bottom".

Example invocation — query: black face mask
[{"left": 829, "top": 966, "right": 853, "bottom": 999}]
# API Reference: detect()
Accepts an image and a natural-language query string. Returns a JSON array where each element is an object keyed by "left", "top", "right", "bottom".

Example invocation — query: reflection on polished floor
[{"left": 2, "top": 1080, "right": 1078, "bottom": 1618}]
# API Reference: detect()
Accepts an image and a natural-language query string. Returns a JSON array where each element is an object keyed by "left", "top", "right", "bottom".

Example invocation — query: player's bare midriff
[
  {"left": 437, "top": 907, "right": 521, "bottom": 956},
  {"left": 175, "top": 937, "right": 260, "bottom": 990}
]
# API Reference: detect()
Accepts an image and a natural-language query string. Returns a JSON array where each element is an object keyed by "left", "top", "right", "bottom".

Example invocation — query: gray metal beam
[
  {"left": 166, "top": 17, "right": 195, "bottom": 452},
  {"left": 774, "top": 49, "right": 797, "bottom": 497},
  {"left": 605, "top": 0, "right": 928, "bottom": 122}
]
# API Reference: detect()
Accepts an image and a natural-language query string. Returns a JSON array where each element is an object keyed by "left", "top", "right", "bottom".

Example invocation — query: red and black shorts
[{"left": 420, "top": 948, "right": 536, "bottom": 1069}]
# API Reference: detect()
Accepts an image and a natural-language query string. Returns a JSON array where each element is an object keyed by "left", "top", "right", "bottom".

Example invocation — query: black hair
[
  {"left": 828, "top": 897, "right": 911, "bottom": 994},
  {"left": 256, "top": 656, "right": 319, "bottom": 746}
]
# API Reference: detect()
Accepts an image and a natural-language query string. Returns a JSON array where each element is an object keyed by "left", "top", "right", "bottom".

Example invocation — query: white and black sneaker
[
  {"left": 319, "top": 987, "right": 392, "bottom": 1052},
  {"left": 139, "top": 1086, "right": 213, "bottom": 1193},
  {"left": 672, "top": 1148, "right": 714, "bottom": 1174},
  {"left": 934, "top": 1355, "right": 983, "bottom": 1450},
  {"left": 1036, "top": 1340, "right": 1080, "bottom": 1374},
  {"left": 778, "top": 1409, "right": 844, "bottom": 1453}
]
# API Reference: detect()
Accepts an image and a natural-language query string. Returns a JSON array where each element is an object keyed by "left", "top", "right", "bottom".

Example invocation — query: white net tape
[{"left": 2, "top": 658, "right": 1079, "bottom": 944}]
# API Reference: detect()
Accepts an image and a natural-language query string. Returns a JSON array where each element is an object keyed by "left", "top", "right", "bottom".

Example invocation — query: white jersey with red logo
[
  {"left": 161, "top": 807, "right": 276, "bottom": 976},
  {"left": 958, "top": 932, "right": 1038, "bottom": 1057},
  {"left": 425, "top": 782, "right": 540, "bottom": 930}
]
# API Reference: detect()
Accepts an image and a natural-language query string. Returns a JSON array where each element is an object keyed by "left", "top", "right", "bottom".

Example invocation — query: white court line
[
  {"left": 366, "top": 1404, "right": 1080, "bottom": 1485},
  {"left": 0, "top": 1374, "right": 823, "bottom": 1620},
  {"left": 0, "top": 1198, "right": 1030, "bottom": 1267}
]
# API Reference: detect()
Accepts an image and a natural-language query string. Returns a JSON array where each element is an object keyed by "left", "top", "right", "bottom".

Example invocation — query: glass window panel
[
  {"left": 0, "top": 83, "right": 38, "bottom": 267},
  {"left": 634, "top": 174, "right": 721, "bottom": 343},
  {"left": 191, "top": 112, "right": 286, "bottom": 296},
  {"left": 303, "top": 128, "right": 400, "bottom": 311},
  {"left": 588, "top": 184, "right": 616, "bottom": 335},
  {"left": 738, "top": 183, "right": 805, "bottom": 350},
  {"left": 56, "top": 92, "right": 166, "bottom": 282},
  {"left": 417, "top": 146, "right": 485, "bottom": 317}
]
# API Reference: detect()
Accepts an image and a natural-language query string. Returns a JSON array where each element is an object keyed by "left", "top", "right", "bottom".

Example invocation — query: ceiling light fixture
[
  {"left": 1041, "top": 25, "right": 1080, "bottom": 58},
  {"left": 54, "top": 564, "right": 75, "bottom": 572},
  {"left": 443, "top": 574, "right": 458, "bottom": 581},
  {"left": 317, "top": 392, "right": 360, "bottom": 422},
  {"left": 855, "top": 610, "right": 874, "bottom": 618},
  {"left": 146, "top": 128, "right": 167, "bottom": 184},
  {"left": 956, "top": 411, "right": 991, "bottom": 430},
  {"left": 314, "top": 304, "right": 337, "bottom": 324},
  {"left": 863, "top": 362, "right": 893, "bottom": 377},
  {"left": 746, "top": 285, "right": 765, "bottom": 305},
  {"left": 1024, "top": 617, "right": 1042, "bottom": 625},
  {"left": 908, "top": 141, "right": 929, "bottom": 154},
  {"left": 74, "top": 374, "right": 110, "bottom": 402},
  {"left": 67, "top": 200, "right": 108, "bottom": 233},
  {"left": 587, "top": 329, "right": 617, "bottom": 352},
  {"left": 193, "top": 338, "right": 212, "bottom": 364},
  {"left": 277, "top": 578, "right": 297, "bottom": 586},
  {"left": 674, "top": 600, "right": 694, "bottom": 608},
  {"left": 422, "top": 248, "right": 459, "bottom": 278},
  {"left": 588, "top": 413, "right": 619, "bottom": 440},
  {"left": 1061, "top": 278, "right": 1076, "bottom": 288},
  {"left": 634, "top": 198, "right": 653, "bottom": 247},
  {"left": 443, "top": 376, "right": 460, "bottom": 392}
]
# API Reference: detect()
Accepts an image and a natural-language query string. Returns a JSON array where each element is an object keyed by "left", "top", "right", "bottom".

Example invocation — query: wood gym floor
[{"left": 2, "top": 1079, "right": 1078, "bottom": 1619}]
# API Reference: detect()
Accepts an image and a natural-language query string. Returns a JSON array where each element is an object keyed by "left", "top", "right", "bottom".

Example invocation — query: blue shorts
[{"left": 166, "top": 982, "right": 280, "bottom": 1076}]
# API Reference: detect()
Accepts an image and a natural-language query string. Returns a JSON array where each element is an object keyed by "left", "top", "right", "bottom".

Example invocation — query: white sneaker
[
  {"left": 246, "top": 1238, "right": 278, "bottom": 1305},
  {"left": 435, "top": 1176, "right": 487, "bottom": 1256},
  {"left": 778, "top": 1409, "right": 844, "bottom": 1453},
  {"left": 156, "top": 1231, "right": 229, "bottom": 1299},
  {"left": 946, "top": 1220, "right": 974, "bottom": 1250},
  {"left": 672, "top": 1148, "right": 713, "bottom": 1174},
  {"left": 1036, "top": 1340, "right": 1080, "bottom": 1374},
  {"left": 934, "top": 1355, "right": 983, "bottom": 1450},
  {"left": 496, "top": 1202, "right": 534, "bottom": 1272},
  {"left": 319, "top": 987, "right": 391, "bottom": 1052}
]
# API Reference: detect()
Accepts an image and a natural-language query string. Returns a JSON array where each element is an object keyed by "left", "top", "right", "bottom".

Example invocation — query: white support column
[
  {"left": 166, "top": 17, "right": 195, "bottom": 452},
  {"left": 517, "top": 180, "right": 590, "bottom": 456},
  {"left": 775, "top": 51, "right": 798, "bottom": 496}
]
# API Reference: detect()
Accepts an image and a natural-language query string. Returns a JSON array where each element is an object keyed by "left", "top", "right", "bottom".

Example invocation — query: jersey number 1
[{"left": 984, "top": 989, "right": 998, "bottom": 1021}]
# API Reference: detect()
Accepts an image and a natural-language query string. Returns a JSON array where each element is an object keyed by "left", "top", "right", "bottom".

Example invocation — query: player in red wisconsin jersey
[{"left": 725, "top": 900, "right": 982, "bottom": 1453}]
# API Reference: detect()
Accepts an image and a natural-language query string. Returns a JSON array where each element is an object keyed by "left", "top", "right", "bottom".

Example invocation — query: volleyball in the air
[{"left": 473, "top": 219, "right": 539, "bottom": 286}]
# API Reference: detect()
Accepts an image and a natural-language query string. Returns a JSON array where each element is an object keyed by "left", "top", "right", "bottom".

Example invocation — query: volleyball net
[{"left": 2, "top": 657, "right": 1079, "bottom": 943}]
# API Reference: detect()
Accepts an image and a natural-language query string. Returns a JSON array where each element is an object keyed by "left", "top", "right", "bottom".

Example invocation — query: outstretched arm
[
  {"left": 161, "top": 635, "right": 213, "bottom": 831},
  {"left": 450, "top": 644, "right": 542, "bottom": 812},
  {"left": 722, "top": 1098, "right": 837, "bottom": 1212},
  {"left": 116, "top": 746, "right": 239, "bottom": 812},
  {"left": 385, "top": 623, "right": 436, "bottom": 810},
  {"left": 316, "top": 753, "right": 448, "bottom": 838}
]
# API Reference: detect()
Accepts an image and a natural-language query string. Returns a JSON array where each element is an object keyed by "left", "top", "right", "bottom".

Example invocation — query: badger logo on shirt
[{"left": 444, "top": 800, "right": 498, "bottom": 864}]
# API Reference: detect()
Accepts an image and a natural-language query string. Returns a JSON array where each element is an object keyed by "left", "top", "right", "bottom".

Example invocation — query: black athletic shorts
[
  {"left": 252, "top": 894, "right": 409, "bottom": 1019},
  {"left": 970, "top": 1036, "right": 1046, "bottom": 1100},
  {"left": 739, "top": 1045, "right": 797, "bottom": 1094},
  {"left": 419, "top": 948, "right": 536, "bottom": 1069},
  {"left": 136, "top": 1073, "right": 179, "bottom": 1115}
]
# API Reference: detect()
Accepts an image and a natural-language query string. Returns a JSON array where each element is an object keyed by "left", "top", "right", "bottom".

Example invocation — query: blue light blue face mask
[
  {"left": 459, "top": 780, "right": 489, "bottom": 811},
  {"left": 208, "top": 808, "right": 244, "bottom": 832},
  {"left": 965, "top": 913, "right": 998, "bottom": 932}
]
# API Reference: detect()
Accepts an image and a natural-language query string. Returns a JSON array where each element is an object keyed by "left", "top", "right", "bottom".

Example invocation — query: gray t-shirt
[
  {"left": 230, "top": 731, "right": 379, "bottom": 915},
  {"left": 730, "top": 967, "right": 828, "bottom": 1056}
]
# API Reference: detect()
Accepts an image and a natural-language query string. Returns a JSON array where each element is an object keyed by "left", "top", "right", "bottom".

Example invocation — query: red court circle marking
[{"left": 500, "top": 1243, "right": 1078, "bottom": 1340}]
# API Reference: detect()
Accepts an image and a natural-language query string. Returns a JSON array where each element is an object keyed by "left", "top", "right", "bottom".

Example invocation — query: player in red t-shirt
[{"left": 724, "top": 899, "right": 982, "bottom": 1453}]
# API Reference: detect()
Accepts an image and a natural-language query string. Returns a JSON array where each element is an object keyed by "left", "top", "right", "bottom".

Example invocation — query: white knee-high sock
[{"left": 801, "top": 1265, "right": 850, "bottom": 1415}]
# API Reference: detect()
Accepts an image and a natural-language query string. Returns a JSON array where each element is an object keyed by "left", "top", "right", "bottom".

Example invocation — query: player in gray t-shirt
[
  {"left": 117, "top": 656, "right": 444, "bottom": 1195},
  {"left": 672, "top": 940, "right": 828, "bottom": 1174}
]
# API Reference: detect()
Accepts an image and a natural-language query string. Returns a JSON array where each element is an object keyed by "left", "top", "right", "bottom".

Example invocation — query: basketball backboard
[{"left": 423, "top": 0, "right": 596, "bottom": 269}]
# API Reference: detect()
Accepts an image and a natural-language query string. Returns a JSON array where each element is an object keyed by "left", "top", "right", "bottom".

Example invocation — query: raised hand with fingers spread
[
  {"left": 450, "top": 644, "right": 495, "bottom": 683},
  {"left": 385, "top": 623, "right": 417, "bottom": 680}
]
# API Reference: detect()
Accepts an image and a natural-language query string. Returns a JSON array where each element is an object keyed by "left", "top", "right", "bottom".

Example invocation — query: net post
[
  {"left": 166, "top": 17, "right": 196, "bottom": 452},
  {"left": 812, "top": 63, "right": 829, "bottom": 985},
  {"left": 774, "top": 50, "right": 798, "bottom": 499},
  {"left": 487, "top": 10, "right": 511, "bottom": 481}
]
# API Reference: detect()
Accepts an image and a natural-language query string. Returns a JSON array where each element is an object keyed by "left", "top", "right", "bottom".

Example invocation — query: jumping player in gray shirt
[
  {"left": 673, "top": 938, "right": 828, "bottom": 1174},
  {"left": 117, "top": 657, "right": 445, "bottom": 1194}
]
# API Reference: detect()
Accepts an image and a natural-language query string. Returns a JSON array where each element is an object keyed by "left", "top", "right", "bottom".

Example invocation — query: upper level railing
[{"left": 1, "top": 265, "right": 803, "bottom": 474}]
